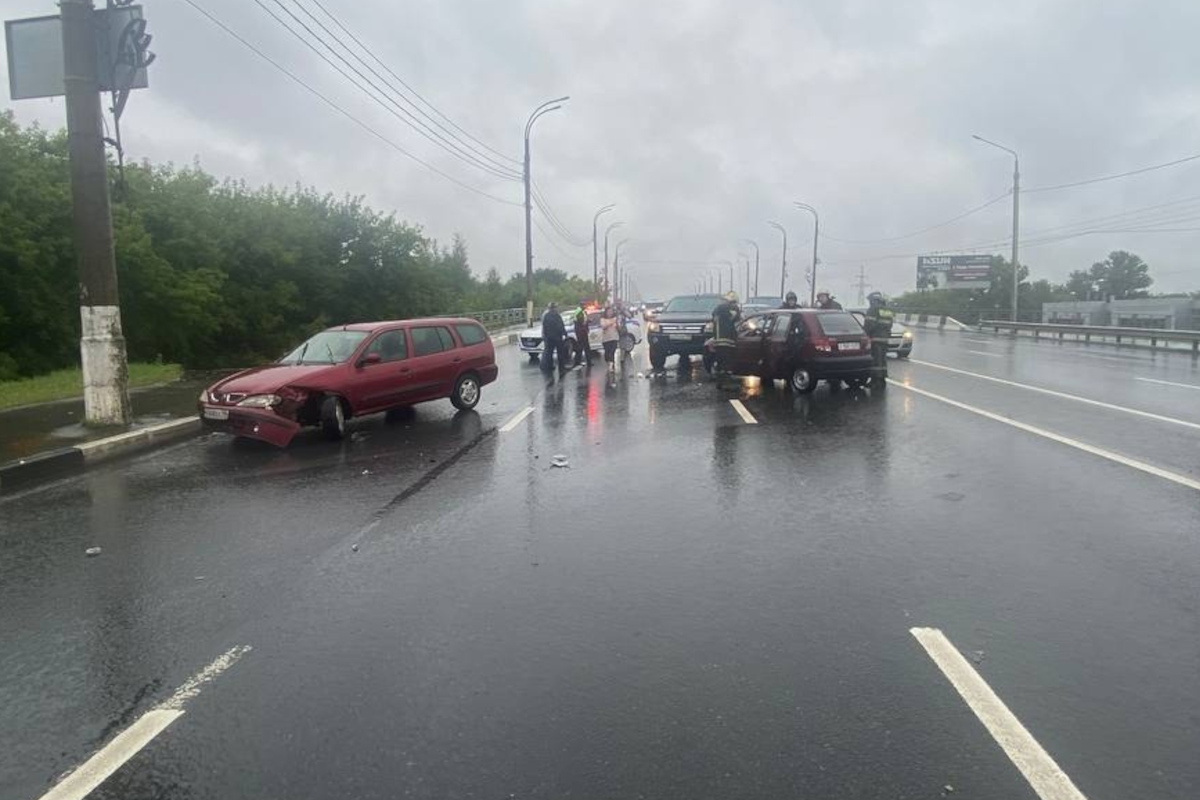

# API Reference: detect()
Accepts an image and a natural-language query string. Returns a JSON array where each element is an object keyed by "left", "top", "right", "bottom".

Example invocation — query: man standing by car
[
  {"left": 863, "top": 292, "right": 894, "bottom": 386},
  {"left": 816, "top": 291, "right": 842, "bottom": 310},
  {"left": 541, "top": 302, "right": 567, "bottom": 372},
  {"left": 711, "top": 291, "right": 741, "bottom": 384},
  {"left": 783, "top": 291, "right": 800, "bottom": 309}
]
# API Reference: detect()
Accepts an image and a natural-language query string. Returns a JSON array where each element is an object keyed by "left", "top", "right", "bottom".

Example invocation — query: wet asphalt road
[{"left": 1, "top": 333, "right": 1198, "bottom": 799}]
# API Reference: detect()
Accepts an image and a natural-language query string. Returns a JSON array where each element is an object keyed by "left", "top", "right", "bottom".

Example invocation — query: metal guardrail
[
  {"left": 979, "top": 319, "right": 1200, "bottom": 355},
  {"left": 434, "top": 307, "right": 527, "bottom": 331}
]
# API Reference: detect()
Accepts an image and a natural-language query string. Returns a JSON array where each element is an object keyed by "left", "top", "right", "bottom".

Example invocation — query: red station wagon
[
  {"left": 705, "top": 309, "right": 874, "bottom": 392},
  {"left": 198, "top": 318, "right": 498, "bottom": 446}
]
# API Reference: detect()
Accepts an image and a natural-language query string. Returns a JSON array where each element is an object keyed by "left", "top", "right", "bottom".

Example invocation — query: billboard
[{"left": 916, "top": 254, "right": 992, "bottom": 290}]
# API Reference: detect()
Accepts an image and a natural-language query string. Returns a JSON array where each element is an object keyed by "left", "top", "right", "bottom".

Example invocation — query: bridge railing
[
  {"left": 433, "top": 308, "right": 527, "bottom": 332},
  {"left": 979, "top": 319, "right": 1200, "bottom": 356}
]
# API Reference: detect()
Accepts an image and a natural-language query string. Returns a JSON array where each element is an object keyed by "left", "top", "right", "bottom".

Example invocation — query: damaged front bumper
[{"left": 198, "top": 405, "right": 302, "bottom": 447}]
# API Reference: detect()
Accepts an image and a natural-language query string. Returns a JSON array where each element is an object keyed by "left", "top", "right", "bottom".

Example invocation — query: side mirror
[{"left": 359, "top": 352, "right": 382, "bottom": 366}]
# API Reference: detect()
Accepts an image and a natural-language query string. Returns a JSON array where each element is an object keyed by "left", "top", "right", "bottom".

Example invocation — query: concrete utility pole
[
  {"left": 523, "top": 96, "right": 568, "bottom": 325},
  {"left": 740, "top": 239, "right": 759, "bottom": 297},
  {"left": 603, "top": 221, "right": 624, "bottom": 299},
  {"left": 794, "top": 202, "right": 819, "bottom": 306},
  {"left": 613, "top": 239, "right": 629, "bottom": 303},
  {"left": 767, "top": 220, "right": 787, "bottom": 298},
  {"left": 592, "top": 204, "right": 614, "bottom": 293},
  {"left": 973, "top": 134, "right": 1020, "bottom": 321},
  {"left": 62, "top": 0, "right": 131, "bottom": 426}
]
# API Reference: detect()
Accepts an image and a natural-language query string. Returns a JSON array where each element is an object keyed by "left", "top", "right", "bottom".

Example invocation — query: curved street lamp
[
  {"left": 603, "top": 220, "right": 625, "bottom": 298},
  {"left": 973, "top": 134, "right": 1020, "bottom": 321},
  {"left": 592, "top": 204, "right": 615, "bottom": 291},
  {"left": 793, "top": 202, "right": 819, "bottom": 306},
  {"left": 740, "top": 238, "right": 760, "bottom": 297},
  {"left": 524, "top": 95, "right": 569, "bottom": 324},
  {"left": 767, "top": 220, "right": 788, "bottom": 298},
  {"left": 614, "top": 238, "right": 631, "bottom": 302}
]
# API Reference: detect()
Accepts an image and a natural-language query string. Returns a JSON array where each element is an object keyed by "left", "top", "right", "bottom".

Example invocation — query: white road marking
[
  {"left": 499, "top": 405, "right": 535, "bottom": 433},
  {"left": 37, "top": 646, "right": 251, "bottom": 800},
  {"left": 1136, "top": 376, "right": 1200, "bottom": 391},
  {"left": 910, "top": 359, "right": 1200, "bottom": 432},
  {"left": 1072, "top": 351, "right": 1146, "bottom": 364},
  {"left": 962, "top": 338, "right": 994, "bottom": 344},
  {"left": 910, "top": 628, "right": 1087, "bottom": 800},
  {"left": 966, "top": 349, "right": 1003, "bottom": 357},
  {"left": 728, "top": 399, "right": 758, "bottom": 424},
  {"left": 896, "top": 383, "right": 1200, "bottom": 493}
]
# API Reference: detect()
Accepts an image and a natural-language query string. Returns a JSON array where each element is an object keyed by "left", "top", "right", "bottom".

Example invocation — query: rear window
[
  {"left": 815, "top": 313, "right": 864, "bottom": 336},
  {"left": 411, "top": 327, "right": 448, "bottom": 356},
  {"left": 454, "top": 323, "right": 488, "bottom": 345},
  {"left": 663, "top": 296, "right": 722, "bottom": 314}
]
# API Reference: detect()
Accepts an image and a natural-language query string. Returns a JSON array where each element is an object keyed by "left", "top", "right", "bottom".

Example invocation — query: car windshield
[
  {"left": 279, "top": 330, "right": 368, "bottom": 365},
  {"left": 815, "top": 312, "right": 863, "bottom": 336},
  {"left": 663, "top": 296, "right": 721, "bottom": 314}
]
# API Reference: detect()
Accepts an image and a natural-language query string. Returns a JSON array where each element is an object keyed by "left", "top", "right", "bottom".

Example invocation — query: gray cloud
[{"left": 5, "top": 0, "right": 1199, "bottom": 302}]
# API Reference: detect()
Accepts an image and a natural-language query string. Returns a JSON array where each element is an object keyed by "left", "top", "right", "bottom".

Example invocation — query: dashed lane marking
[
  {"left": 499, "top": 405, "right": 535, "bottom": 433},
  {"left": 896, "top": 383, "right": 1200, "bottom": 493},
  {"left": 1136, "top": 376, "right": 1200, "bottom": 391},
  {"left": 909, "top": 359, "right": 1200, "bottom": 432},
  {"left": 966, "top": 349, "right": 1003, "bottom": 357},
  {"left": 728, "top": 399, "right": 758, "bottom": 424},
  {"left": 962, "top": 338, "right": 994, "bottom": 344},
  {"left": 911, "top": 628, "right": 1087, "bottom": 800},
  {"left": 38, "top": 645, "right": 251, "bottom": 800}
]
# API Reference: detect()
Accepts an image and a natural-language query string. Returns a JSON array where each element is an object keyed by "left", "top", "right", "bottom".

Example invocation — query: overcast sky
[{"left": 5, "top": 0, "right": 1200, "bottom": 302}]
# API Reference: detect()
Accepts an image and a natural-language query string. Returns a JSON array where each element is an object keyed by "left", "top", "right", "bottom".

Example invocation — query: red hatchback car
[
  {"left": 198, "top": 318, "right": 498, "bottom": 446},
  {"left": 705, "top": 309, "right": 874, "bottom": 392}
]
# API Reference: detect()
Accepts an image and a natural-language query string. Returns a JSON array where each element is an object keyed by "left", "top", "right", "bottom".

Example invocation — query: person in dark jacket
[
  {"left": 816, "top": 291, "right": 842, "bottom": 310},
  {"left": 541, "top": 302, "right": 567, "bottom": 372},
  {"left": 862, "top": 291, "right": 894, "bottom": 386},
  {"left": 783, "top": 291, "right": 800, "bottom": 309},
  {"left": 711, "top": 291, "right": 741, "bottom": 385},
  {"left": 573, "top": 308, "right": 592, "bottom": 367}
]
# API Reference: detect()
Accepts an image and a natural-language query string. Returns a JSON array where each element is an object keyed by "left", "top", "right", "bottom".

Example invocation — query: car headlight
[
  {"left": 648, "top": 321, "right": 660, "bottom": 333},
  {"left": 198, "top": 389, "right": 209, "bottom": 403},
  {"left": 237, "top": 394, "right": 281, "bottom": 408},
  {"left": 903, "top": 331, "right": 913, "bottom": 339},
  {"left": 703, "top": 321, "right": 714, "bottom": 333}
]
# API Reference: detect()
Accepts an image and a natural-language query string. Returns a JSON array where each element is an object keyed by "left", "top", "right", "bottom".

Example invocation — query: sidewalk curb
[{"left": 0, "top": 417, "right": 200, "bottom": 494}]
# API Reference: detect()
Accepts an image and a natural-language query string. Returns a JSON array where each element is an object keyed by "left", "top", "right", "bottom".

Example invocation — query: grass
[{"left": 0, "top": 363, "right": 183, "bottom": 411}]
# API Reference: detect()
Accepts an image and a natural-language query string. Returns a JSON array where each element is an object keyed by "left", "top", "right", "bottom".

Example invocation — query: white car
[{"left": 518, "top": 308, "right": 641, "bottom": 363}]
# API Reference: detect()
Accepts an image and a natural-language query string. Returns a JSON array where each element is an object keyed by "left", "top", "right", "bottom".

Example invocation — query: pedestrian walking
[
  {"left": 541, "top": 302, "right": 567, "bottom": 372},
  {"left": 573, "top": 308, "right": 592, "bottom": 367},
  {"left": 600, "top": 305, "right": 620, "bottom": 372}
]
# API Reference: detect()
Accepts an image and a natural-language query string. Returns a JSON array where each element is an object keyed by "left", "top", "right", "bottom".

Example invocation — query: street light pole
[
  {"left": 740, "top": 239, "right": 760, "bottom": 297},
  {"left": 793, "top": 202, "right": 819, "bottom": 306},
  {"left": 603, "top": 221, "right": 624, "bottom": 300},
  {"left": 973, "top": 134, "right": 1020, "bottom": 321},
  {"left": 613, "top": 238, "right": 630, "bottom": 304},
  {"left": 524, "top": 95, "right": 569, "bottom": 325},
  {"left": 767, "top": 221, "right": 787, "bottom": 298},
  {"left": 592, "top": 204, "right": 615, "bottom": 293}
]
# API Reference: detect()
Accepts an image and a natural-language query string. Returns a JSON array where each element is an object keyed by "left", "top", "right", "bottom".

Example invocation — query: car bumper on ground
[{"left": 199, "top": 405, "right": 301, "bottom": 447}]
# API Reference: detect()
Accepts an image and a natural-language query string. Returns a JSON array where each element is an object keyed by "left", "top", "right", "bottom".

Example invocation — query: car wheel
[
  {"left": 451, "top": 373, "right": 481, "bottom": 410},
  {"left": 897, "top": 348, "right": 911, "bottom": 359},
  {"left": 649, "top": 346, "right": 667, "bottom": 371},
  {"left": 528, "top": 353, "right": 540, "bottom": 364},
  {"left": 320, "top": 395, "right": 347, "bottom": 440},
  {"left": 790, "top": 367, "right": 818, "bottom": 394}
]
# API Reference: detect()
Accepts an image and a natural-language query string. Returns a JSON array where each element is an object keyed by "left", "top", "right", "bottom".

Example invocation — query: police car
[{"left": 518, "top": 307, "right": 642, "bottom": 363}]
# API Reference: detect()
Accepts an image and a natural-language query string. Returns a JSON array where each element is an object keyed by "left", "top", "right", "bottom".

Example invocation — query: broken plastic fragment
[{"left": 84, "top": 547, "right": 102, "bottom": 557}]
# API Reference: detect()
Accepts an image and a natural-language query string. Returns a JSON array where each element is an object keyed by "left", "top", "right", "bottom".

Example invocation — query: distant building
[{"left": 1042, "top": 298, "right": 1200, "bottom": 329}]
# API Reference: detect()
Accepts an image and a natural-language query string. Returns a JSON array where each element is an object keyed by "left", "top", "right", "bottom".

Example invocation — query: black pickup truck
[{"left": 646, "top": 294, "right": 724, "bottom": 370}]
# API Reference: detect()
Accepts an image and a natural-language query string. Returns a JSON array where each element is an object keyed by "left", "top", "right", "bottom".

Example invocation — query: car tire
[
  {"left": 451, "top": 372, "right": 481, "bottom": 411},
  {"left": 320, "top": 395, "right": 347, "bottom": 440},
  {"left": 896, "top": 349, "right": 910, "bottom": 359},
  {"left": 528, "top": 353, "right": 540, "bottom": 364},
  {"left": 789, "top": 367, "right": 818, "bottom": 394},
  {"left": 650, "top": 346, "right": 667, "bottom": 371}
]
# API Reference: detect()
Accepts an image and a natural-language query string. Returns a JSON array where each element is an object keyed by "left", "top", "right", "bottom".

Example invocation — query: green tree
[{"left": 1089, "top": 250, "right": 1152, "bottom": 299}]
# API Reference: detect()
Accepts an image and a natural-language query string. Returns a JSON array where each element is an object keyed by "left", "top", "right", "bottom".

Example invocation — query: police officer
[
  {"left": 711, "top": 291, "right": 741, "bottom": 384},
  {"left": 541, "top": 302, "right": 567, "bottom": 372},
  {"left": 862, "top": 291, "right": 894, "bottom": 386},
  {"left": 783, "top": 291, "right": 800, "bottom": 309}
]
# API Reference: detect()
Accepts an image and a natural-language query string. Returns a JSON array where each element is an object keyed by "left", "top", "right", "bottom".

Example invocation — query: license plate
[
  {"left": 837, "top": 341, "right": 861, "bottom": 351},
  {"left": 669, "top": 334, "right": 693, "bottom": 341},
  {"left": 203, "top": 407, "right": 229, "bottom": 420}
]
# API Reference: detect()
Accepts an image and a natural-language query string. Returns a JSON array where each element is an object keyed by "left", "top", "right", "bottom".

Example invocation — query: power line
[
  {"left": 305, "top": 0, "right": 521, "bottom": 169},
  {"left": 179, "top": 0, "right": 521, "bottom": 206},
  {"left": 824, "top": 191, "right": 1011, "bottom": 245},
  {"left": 259, "top": 0, "right": 521, "bottom": 181},
  {"left": 530, "top": 183, "right": 589, "bottom": 248},
  {"left": 531, "top": 218, "right": 588, "bottom": 265},
  {"left": 1022, "top": 152, "right": 1200, "bottom": 194}
]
